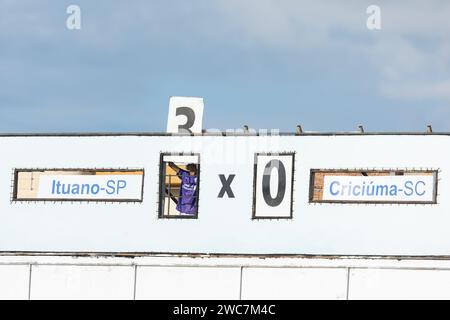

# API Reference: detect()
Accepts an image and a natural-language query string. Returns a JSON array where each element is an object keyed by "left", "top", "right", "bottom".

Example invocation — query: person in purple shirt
[{"left": 168, "top": 162, "right": 198, "bottom": 215}]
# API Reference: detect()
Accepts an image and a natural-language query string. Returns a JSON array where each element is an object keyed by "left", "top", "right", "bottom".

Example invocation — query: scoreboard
[{"left": 0, "top": 133, "right": 447, "bottom": 256}]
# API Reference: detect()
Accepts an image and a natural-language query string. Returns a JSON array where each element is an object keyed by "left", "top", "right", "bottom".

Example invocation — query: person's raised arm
[{"left": 168, "top": 162, "right": 182, "bottom": 174}]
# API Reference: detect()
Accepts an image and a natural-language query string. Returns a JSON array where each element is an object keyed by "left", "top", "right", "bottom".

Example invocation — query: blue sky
[{"left": 1, "top": 0, "right": 450, "bottom": 133}]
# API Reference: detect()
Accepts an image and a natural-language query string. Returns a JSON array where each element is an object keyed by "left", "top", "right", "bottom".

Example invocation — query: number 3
[{"left": 176, "top": 107, "right": 196, "bottom": 134}]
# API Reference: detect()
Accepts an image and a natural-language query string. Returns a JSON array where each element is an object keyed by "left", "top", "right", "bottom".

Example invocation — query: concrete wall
[{"left": 3, "top": 254, "right": 450, "bottom": 300}]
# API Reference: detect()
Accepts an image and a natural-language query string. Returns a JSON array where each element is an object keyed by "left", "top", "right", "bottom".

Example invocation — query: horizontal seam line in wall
[{"left": 2, "top": 263, "right": 450, "bottom": 271}]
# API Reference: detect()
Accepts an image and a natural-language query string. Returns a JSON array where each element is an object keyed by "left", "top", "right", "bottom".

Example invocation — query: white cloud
[
  {"left": 380, "top": 81, "right": 450, "bottom": 101},
  {"left": 1, "top": 0, "right": 450, "bottom": 105},
  {"left": 213, "top": 0, "right": 363, "bottom": 50},
  {"left": 213, "top": 0, "right": 450, "bottom": 102}
]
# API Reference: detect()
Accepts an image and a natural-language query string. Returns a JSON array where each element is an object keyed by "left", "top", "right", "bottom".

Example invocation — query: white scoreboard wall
[{"left": 0, "top": 133, "right": 448, "bottom": 256}]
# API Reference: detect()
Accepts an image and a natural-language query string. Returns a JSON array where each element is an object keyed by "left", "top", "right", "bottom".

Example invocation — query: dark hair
[{"left": 186, "top": 163, "right": 197, "bottom": 172}]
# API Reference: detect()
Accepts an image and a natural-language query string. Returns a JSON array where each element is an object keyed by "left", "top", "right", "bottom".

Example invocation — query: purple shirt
[{"left": 176, "top": 169, "right": 198, "bottom": 215}]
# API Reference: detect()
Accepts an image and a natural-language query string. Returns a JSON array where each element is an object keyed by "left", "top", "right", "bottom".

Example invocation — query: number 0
[
  {"left": 262, "top": 160, "right": 286, "bottom": 206},
  {"left": 253, "top": 153, "right": 294, "bottom": 219}
]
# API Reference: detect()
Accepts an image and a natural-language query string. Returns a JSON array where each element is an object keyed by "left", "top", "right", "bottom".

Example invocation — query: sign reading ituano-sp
[
  {"left": 322, "top": 175, "right": 437, "bottom": 203},
  {"left": 38, "top": 175, "right": 144, "bottom": 201},
  {"left": 14, "top": 169, "right": 144, "bottom": 202}
]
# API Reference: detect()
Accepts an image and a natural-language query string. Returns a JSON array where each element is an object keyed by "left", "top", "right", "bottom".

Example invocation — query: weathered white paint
[
  {"left": 348, "top": 268, "right": 450, "bottom": 300},
  {"left": 30, "top": 265, "right": 135, "bottom": 300},
  {"left": 241, "top": 267, "right": 348, "bottom": 300},
  {"left": 135, "top": 266, "right": 241, "bottom": 300},
  {"left": 0, "top": 265, "right": 29, "bottom": 299},
  {"left": 0, "top": 134, "right": 448, "bottom": 255},
  {"left": 3, "top": 254, "right": 450, "bottom": 300}
]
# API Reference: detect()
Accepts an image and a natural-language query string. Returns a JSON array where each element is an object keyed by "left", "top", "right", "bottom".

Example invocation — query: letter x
[{"left": 218, "top": 174, "right": 235, "bottom": 198}]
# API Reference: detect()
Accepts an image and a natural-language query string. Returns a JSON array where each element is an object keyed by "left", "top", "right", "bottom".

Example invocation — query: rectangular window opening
[{"left": 159, "top": 153, "right": 200, "bottom": 219}]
